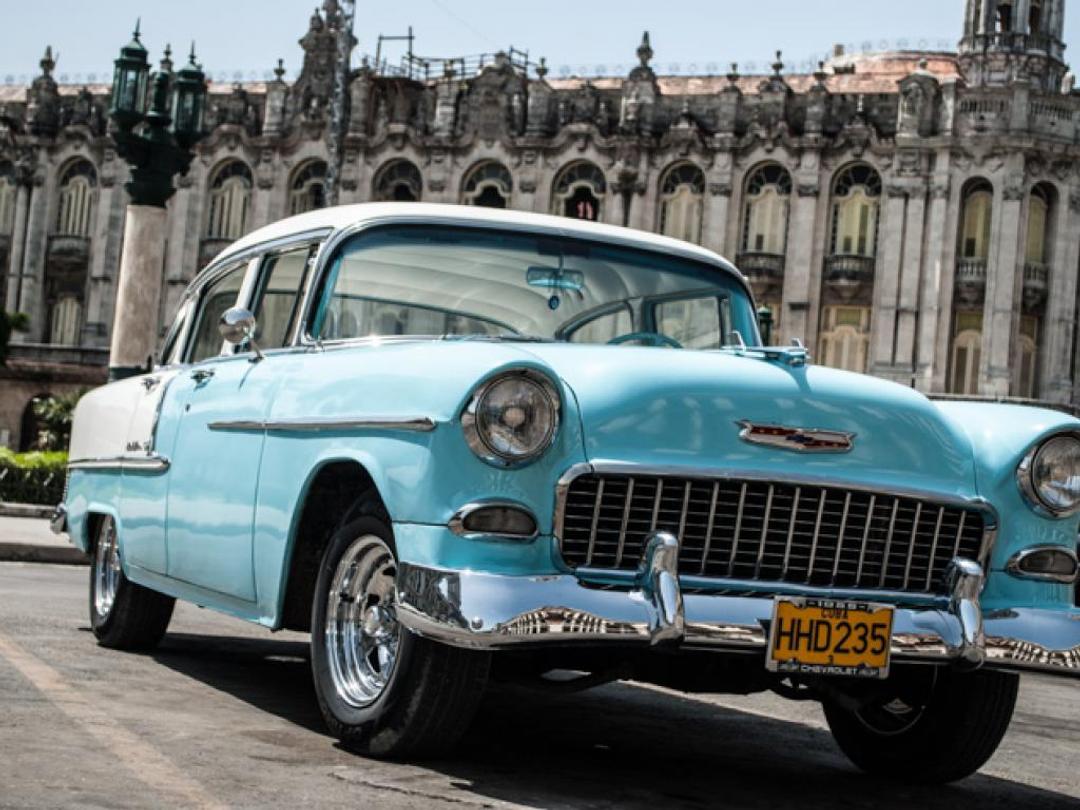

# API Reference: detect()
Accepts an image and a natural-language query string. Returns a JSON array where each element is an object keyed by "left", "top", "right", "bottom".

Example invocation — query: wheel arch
[{"left": 276, "top": 458, "right": 388, "bottom": 632}]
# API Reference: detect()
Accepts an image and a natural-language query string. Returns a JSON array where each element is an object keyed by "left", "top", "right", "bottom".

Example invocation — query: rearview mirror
[{"left": 526, "top": 266, "right": 585, "bottom": 291}]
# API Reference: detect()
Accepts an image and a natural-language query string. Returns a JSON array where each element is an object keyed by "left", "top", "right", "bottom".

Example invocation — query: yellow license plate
[{"left": 766, "top": 597, "right": 894, "bottom": 679}]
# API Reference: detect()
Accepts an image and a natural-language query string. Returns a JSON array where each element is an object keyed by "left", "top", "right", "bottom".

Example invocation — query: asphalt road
[{"left": 1, "top": 562, "right": 1078, "bottom": 809}]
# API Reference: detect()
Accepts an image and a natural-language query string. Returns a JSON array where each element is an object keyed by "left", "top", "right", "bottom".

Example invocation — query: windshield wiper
[{"left": 440, "top": 334, "right": 550, "bottom": 343}]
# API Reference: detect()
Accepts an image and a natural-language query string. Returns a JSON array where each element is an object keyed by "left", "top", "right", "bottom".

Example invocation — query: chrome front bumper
[{"left": 396, "top": 533, "right": 1080, "bottom": 679}]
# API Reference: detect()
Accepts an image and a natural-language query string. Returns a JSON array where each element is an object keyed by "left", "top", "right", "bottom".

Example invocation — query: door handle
[
  {"left": 191, "top": 369, "right": 215, "bottom": 384},
  {"left": 141, "top": 375, "right": 160, "bottom": 391}
]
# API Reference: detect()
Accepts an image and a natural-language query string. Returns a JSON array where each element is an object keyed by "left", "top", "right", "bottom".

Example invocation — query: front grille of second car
[{"left": 557, "top": 473, "right": 988, "bottom": 595}]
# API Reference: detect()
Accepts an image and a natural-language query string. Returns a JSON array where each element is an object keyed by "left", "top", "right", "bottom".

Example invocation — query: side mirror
[{"left": 219, "top": 307, "right": 264, "bottom": 361}]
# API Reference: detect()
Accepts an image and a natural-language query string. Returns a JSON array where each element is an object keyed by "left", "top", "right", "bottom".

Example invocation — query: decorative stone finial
[
  {"left": 40, "top": 45, "right": 56, "bottom": 77},
  {"left": 637, "top": 31, "right": 653, "bottom": 68},
  {"left": 813, "top": 60, "right": 828, "bottom": 85},
  {"left": 160, "top": 44, "right": 173, "bottom": 74},
  {"left": 727, "top": 62, "right": 740, "bottom": 84},
  {"left": 772, "top": 50, "right": 784, "bottom": 76},
  {"left": 536, "top": 56, "right": 548, "bottom": 79},
  {"left": 274, "top": 57, "right": 286, "bottom": 81},
  {"left": 133, "top": 18, "right": 142, "bottom": 43}
]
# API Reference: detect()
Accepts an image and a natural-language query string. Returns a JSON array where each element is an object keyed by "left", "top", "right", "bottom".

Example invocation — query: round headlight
[
  {"left": 462, "top": 371, "right": 560, "bottom": 467},
  {"left": 1018, "top": 434, "right": 1080, "bottom": 517}
]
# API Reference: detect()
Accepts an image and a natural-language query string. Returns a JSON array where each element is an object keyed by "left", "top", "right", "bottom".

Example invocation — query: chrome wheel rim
[
  {"left": 93, "top": 517, "right": 121, "bottom": 618},
  {"left": 324, "top": 535, "right": 401, "bottom": 708}
]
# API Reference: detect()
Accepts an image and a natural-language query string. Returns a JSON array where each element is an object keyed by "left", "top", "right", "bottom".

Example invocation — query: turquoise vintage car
[{"left": 57, "top": 203, "right": 1079, "bottom": 782}]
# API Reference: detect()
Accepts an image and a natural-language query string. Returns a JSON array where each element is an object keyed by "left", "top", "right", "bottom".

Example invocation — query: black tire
[
  {"left": 823, "top": 667, "right": 1019, "bottom": 784},
  {"left": 89, "top": 515, "right": 175, "bottom": 650},
  {"left": 310, "top": 514, "right": 491, "bottom": 758}
]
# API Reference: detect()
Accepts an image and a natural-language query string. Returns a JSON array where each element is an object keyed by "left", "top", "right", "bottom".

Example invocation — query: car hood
[{"left": 520, "top": 344, "right": 980, "bottom": 501}]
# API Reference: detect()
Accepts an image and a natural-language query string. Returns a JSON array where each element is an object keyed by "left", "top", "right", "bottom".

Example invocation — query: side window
[
  {"left": 186, "top": 262, "right": 248, "bottom": 363},
  {"left": 652, "top": 295, "right": 724, "bottom": 350},
  {"left": 566, "top": 307, "right": 633, "bottom": 344},
  {"left": 251, "top": 246, "right": 314, "bottom": 350},
  {"left": 158, "top": 299, "right": 192, "bottom": 366}
]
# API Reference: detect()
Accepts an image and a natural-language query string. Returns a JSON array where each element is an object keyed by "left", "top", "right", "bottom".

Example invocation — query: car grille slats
[{"left": 558, "top": 473, "right": 987, "bottom": 595}]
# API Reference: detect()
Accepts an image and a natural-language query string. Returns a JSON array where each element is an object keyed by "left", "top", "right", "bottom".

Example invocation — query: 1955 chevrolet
[{"left": 56, "top": 203, "right": 1080, "bottom": 783}]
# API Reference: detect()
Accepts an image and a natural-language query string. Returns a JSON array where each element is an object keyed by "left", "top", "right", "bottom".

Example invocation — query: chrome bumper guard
[
  {"left": 49, "top": 504, "right": 67, "bottom": 535},
  {"left": 396, "top": 532, "right": 1080, "bottom": 679}
]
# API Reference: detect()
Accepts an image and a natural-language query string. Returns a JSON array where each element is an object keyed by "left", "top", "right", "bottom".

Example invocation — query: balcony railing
[
  {"left": 823, "top": 254, "right": 875, "bottom": 301},
  {"left": 955, "top": 257, "right": 988, "bottom": 306},
  {"left": 1022, "top": 261, "right": 1049, "bottom": 311},
  {"left": 46, "top": 234, "right": 91, "bottom": 264},
  {"left": 736, "top": 251, "right": 785, "bottom": 299}
]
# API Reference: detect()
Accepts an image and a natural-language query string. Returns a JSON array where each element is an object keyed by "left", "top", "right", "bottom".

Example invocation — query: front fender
[{"left": 935, "top": 401, "right": 1080, "bottom": 609}]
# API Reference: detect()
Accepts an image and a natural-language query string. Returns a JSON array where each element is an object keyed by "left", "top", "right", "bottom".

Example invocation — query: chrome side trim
[
  {"left": 67, "top": 454, "right": 171, "bottom": 473},
  {"left": 447, "top": 500, "right": 539, "bottom": 541},
  {"left": 207, "top": 416, "right": 438, "bottom": 433},
  {"left": 1005, "top": 545, "right": 1080, "bottom": 584}
]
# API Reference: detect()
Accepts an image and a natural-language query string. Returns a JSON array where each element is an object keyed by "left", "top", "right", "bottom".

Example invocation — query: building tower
[{"left": 959, "top": 0, "right": 1067, "bottom": 91}]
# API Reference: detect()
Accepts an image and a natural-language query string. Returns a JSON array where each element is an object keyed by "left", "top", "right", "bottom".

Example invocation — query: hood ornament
[{"left": 737, "top": 421, "right": 854, "bottom": 453}]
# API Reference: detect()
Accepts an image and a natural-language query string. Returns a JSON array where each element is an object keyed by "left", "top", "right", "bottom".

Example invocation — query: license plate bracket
[{"left": 766, "top": 596, "right": 894, "bottom": 679}]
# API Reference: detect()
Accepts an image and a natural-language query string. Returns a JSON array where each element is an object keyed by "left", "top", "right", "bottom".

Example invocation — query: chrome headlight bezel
[
  {"left": 461, "top": 369, "right": 561, "bottom": 468},
  {"left": 1016, "top": 433, "right": 1080, "bottom": 518}
]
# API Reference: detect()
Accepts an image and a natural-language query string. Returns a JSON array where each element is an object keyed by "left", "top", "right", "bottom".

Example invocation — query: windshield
[{"left": 311, "top": 224, "right": 760, "bottom": 349}]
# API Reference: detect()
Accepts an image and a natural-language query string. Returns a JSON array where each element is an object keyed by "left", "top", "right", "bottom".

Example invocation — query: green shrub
[{"left": 0, "top": 449, "right": 68, "bottom": 506}]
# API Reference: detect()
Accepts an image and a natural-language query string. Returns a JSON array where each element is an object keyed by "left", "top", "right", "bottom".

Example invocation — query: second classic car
[{"left": 57, "top": 203, "right": 1080, "bottom": 782}]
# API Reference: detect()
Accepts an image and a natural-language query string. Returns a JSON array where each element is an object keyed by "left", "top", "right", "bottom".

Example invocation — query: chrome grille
[{"left": 557, "top": 473, "right": 989, "bottom": 594}]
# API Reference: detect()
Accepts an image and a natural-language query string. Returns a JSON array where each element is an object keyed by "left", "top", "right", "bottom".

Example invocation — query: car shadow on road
[{"left": 151, "top": 631, "right": 1079, "bottom": 810}]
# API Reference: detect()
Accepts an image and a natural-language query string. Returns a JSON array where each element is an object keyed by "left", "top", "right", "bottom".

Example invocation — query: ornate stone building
[{"left": 1, "top": 0, "right": 1078, "bottom": 449}]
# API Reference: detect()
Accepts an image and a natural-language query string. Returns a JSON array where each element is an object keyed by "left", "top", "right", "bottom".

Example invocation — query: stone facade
[{"left": 1, "top": 0, "right": 1079, "bottom": 449}]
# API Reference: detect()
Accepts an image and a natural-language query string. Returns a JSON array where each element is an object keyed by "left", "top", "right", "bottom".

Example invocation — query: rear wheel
[
  {"left": 310, "top": 515, "right": 490, "bottom": 758},
  {"left": 89, "top": 515, "right": 175, "bottom": 650},
  {"left": 823, "top": 667, "right": 1019, "bottom": 784}
]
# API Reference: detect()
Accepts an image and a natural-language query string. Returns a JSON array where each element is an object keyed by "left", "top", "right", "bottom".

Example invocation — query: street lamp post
[{"left": 107, "top": 24, "right": 206, "bottom": 381}]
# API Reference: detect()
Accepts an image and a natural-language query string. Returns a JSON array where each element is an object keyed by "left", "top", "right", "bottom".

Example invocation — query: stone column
[
  {"left": 109, "top": 205, "right": 167, "bottom": 376},
  {"left": 1039, "top": 188, "right": 1080, "bottom": 402},
  {"left": 83, "top": 169, "right": 122, "bottom": 348},
  {"left": 162, "top": 178, "right": 196, "bottom": 326},
  {"left": 894, "top": 182, "right": 928, "bottom": 377},
  {"left": 4, "top": 184, "right": 31, "bottom": 315},
  {"left": 917, "top": 173, "right": 955, "bottom": 393},
  {"left": 703, "top": 181, "right": 732, "bottom": 256},
  {"left": 979, "top": 175, "right": 1024, "bottom": 395},
  {"left": 780, "top": 179, "right": 822, "bottom": 346},
  {"left": 18, "top": 172, "right": 51, "bottom": 343},
  {"left": 869, "top": 187, "right": 907, "bottom": 377}
]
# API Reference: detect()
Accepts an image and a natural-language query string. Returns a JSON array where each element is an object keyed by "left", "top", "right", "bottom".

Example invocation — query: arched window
[
  {"left": 0, "top": 162, "right": 15, "bottom": 235},
  {"left": 960, "top": 180, "right": 993, "bottom": 260},
  {"left": 552, "top": 161, "right": 605, "bottom": 222},
  {"left": 996, "top": 1, "right": 1014, "bottom": 32},
  {"left": 829, "top": 165, "right": 881, "bottom": 258},
  {"left": 658, "top": 163, "right": 705, "bottom": 243},
  {"left": 372, "top": 160, "right": 422, "bottom": 202},
  {"left": 1015, "top": 315, "right": 1039, "bottom": 397},
  {"left": 951, "top": 328, "right": 982, "bottom": 395},
  {"left": 461, "top": 161, "right": 512, "bottom": 208},
  {"left": 49, "top": 294, "right": 82, "bottom": 345},
  {"left": 205, "top": 160, "right": 252, "bottom": 239},
  {"left": 1030, "top": 0, "right": 1043, "bottom": 33},
  {"left": 1026, "top": 184, "right": 1051, "bottom": 265},
  {"left": 818, "top": 306, "right": 870, "bottom": 373},
  {"left": 742, "top": 164, "right": 791, "bottom": 255},
  {"left": 289, "top": 160, "right": 326, "bottom": 216},
  {"left": 55, "top": 160, "right": 96, "bottom": 238}
]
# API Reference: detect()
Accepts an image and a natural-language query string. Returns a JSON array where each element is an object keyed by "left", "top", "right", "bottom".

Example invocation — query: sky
[{"left": 3, "top": 0, "right": 1080, "bottom": 85}]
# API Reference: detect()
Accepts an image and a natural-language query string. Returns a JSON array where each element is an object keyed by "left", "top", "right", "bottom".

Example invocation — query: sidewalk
[{"left": 0, "top": 506, "right": 88, "bottom": 565}]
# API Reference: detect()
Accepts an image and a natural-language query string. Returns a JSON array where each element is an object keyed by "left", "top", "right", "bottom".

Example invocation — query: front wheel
[
  {"left": 823, "top": 667, "right": 1019, "bottom": 784},
  {"left": 89, "top": 515, "right": 175, "bottom": 650},
  {"left": 310, "top": 515, "right": 490, "bottom": 758}
]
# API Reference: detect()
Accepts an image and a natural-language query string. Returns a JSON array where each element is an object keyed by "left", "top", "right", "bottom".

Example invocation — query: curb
[
  {"left": 0, "top": 503, "right": 54, "bottom": 519},
  {"left": 0, "top": 542, "right": 89, "bottom": 566}
]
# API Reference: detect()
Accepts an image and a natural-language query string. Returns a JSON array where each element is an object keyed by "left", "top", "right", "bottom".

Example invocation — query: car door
[{"left": 164, "top": 245, "right": 315, "bottom": 602}]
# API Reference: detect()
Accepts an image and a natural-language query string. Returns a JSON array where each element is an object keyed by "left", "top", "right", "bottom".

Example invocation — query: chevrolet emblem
[{"left": 736, "top": 421, "right": 855, "bottom": 453}]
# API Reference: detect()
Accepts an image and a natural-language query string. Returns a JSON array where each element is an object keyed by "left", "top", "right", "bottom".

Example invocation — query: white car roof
[{"left": 213, "top": 203, "right": 742, "bottom": 279}]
